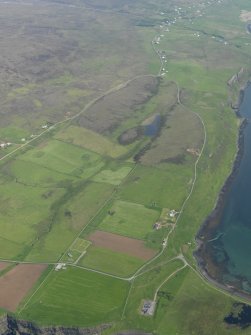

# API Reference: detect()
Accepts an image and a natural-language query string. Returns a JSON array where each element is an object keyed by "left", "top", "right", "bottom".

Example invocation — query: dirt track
[
  {"left": 88, "top": 230, "right": 157, "bottom": 261},
  {"left": 0, "top": 264, "right": 46, "bottom": 311}
]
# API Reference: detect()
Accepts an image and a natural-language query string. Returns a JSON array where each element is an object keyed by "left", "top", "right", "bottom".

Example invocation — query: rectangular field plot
[
  {"left": 20, "top": 139, "right": 104, "bottom": 179},
  {"left": 0, "top": 262, "right": 11, "bottom": 273},
  {"left": 0, "top": 181, "right": 65, "bottom": 259},
  {"left": 88, "top": 231, "right": 157, "bottom": 261},
  {"left": 0, "top": 264, "right": 46, "bottom": 312},
  {"left": 25, "top": 182, "right": 113, "bottom": 262},
  {"left": 80, "top": 245, "right": 143, "bottom": 277},
  {"left": 19, "top": 267, "right": 129, "bottom": 326},
  {"left": 98, "top": 200, "right": 159, "bottom": 240},
  {"left": 55, "top": 125, "right": 126, "bottom": 158},
  {"left": 0, "top": 236, "right": 24, "bottom": 260},
  {"left": 92, "top": 166, "right": 132, "bottom": 185},
  {"left": 62, "top": 238, "right": 91, "bottom": 264},
  {"left": 118, "top": 165, "right": 193, "bottom": 209},
  {"left": 72, "top": 238, "right": 91, "bottom": 252},
  {"left": 10, "top": 159, "right": 76, "bottom": 186}
]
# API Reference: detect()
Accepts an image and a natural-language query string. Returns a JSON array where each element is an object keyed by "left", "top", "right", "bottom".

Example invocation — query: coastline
[{"left": 194, "top": 81, "right": 251, "bottom": 301}]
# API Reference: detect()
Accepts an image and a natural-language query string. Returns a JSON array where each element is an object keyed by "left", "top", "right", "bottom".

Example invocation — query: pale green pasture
[
  {"left": 0, "top": 181, "right": 64, "bottom": 259},
  {"left": 119, "top": 164, "right": 193, "bottom": 209},
  {"left": 20, "top": 140, "right": 104, "bottom": 178},
  {"left": 80, "top": 245, "right": 143, "bottom": 276},
  {"left": 99, "top": 200, "right": 159, "bottom": 240},
  {"left": 92, "top": 166, "right": 132, "bottom": 185},
  {"left": 55, "top": 125, "right": 126, "bottom": 158},
  {"left": 11, "top": 159, "right": 76, "bottom": 186},
  {"left": 25, "top": 182, "right": 114, "bottom": 262},
  {"left": 19, "top": 267, "right": 129, "bottom": 326}
]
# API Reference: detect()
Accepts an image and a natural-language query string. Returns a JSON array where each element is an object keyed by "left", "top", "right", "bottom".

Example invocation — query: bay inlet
[{"left": 196, "top": 84, "right": 251, "bottom": 296}]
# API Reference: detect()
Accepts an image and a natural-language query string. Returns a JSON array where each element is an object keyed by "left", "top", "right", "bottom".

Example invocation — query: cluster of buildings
[
  {"left": 55, "top": 263, "right": 67, "bottom": 271},
  {"left": 141, "top": 300, "right": 156, "bottom": 316},
  {"left": 0, "top": 142, "right": 11, "bottom": 149}
]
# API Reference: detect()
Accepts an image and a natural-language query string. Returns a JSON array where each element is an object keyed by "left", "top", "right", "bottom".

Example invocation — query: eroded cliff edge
[{"left": 0, "top": 315, "right": 110, "bottom": 335}]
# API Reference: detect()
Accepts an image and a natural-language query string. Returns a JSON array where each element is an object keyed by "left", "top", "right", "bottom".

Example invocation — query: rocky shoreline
[
  {"left": 0, "top": 315, "right": 111, "bottom": 335},
  {"left": 0, "top": 315, "right": 153, "bottom": 335},
  {"left": 194, "top": 82, "right": 251, "bottom": 300}
]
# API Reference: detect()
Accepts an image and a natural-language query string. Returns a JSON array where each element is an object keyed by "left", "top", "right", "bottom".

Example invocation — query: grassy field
[
  {"left": 98, "top": 200, "right": 160, "bottom": 240},
  {"left": 92, "top": 165, "right": 132, "bottom": 186},
  {"left": 120, "top": 259, "right": 186, "bottom": 331},
  {"left": 19, "top": 267, "right": 129, "bottom": 326},
  {"left": 55, "top": 125, "right": 127, "bottom": 158},
  {"left": 80, "top": 245, "right": 144, "bottom": 277},
  {"left": 0, "top": 180, "right": 65, "bottom": 260},
  {"left": 118, "top": 164, "right": 193, "bottom": 209},
  {"left": 156, "top": 269, "right": 250, "bottom": 335},
  {"left": 25, "top": 182, "right": 114, "bottom": 262},
  {"left": 10, "top": 159, "right": 76, "bottom": 187},
  {"left": 20, "top": 140, "right": 104, "bottom": 179}
]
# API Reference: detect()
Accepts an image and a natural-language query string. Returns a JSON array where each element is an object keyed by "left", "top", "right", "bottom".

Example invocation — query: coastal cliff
[
  {"left": 0, "top": 315, "right": 152, "bottom": 335},
  {"left": 0, "top": 315, "right": 110, "bottom": 335}
]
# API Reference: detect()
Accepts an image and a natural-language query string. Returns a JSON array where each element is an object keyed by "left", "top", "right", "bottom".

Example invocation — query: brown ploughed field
[
  {"left": 0, "top": 262, "right": 10, "bottom": 272},
  {"left": 88, "top": 230, "right": 157, "bottom": 261},
  {"left": 0, "top": 264, "right": 46, "bottom": 312}
]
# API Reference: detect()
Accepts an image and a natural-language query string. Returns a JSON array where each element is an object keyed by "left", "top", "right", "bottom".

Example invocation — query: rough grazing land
[
  {"left": 88, "top": 230, "right": 157, "bottom": 261},
  {"left": 77, "top": 76, "right": 159, "bottom": 134},
  {"left": 0, "top": 264, "right": 46, "bottom": 311}
]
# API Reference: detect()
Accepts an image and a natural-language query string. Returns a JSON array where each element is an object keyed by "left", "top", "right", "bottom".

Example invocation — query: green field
[
  {"left": 25, "top": 182, "right": 114, "bottom": 262},
  {"left": 0, "top": 126, "right": 30, "bottom": 143},
  {"left": 20, "top": 140, "right": 104, "bottom": 179},
  {"left": 155, "top": 269, "right": 244, "bottom": 335},
  {"left": 80, "top": 246, "right": 144, "bottom": 276},
  {"left": 0, "top": 181, "right": 65, "bottom": 259},
  {"left": 55, "top": 126, "right": 127, "bottom": 158},
  {"left": 19, "top": 267, "right": 129, "bottom": 326},
  {"left": 10, "top": 159, "right": 75, "bottom": 186},
  {"left": 118, "top": 164, "right": 193, "bottom": 209},
  {"left": 92, "top": 166, "right": 132, "bottom": 185},
  {"left": 99, "top": 200, "right": 160, "bottom": 240}
]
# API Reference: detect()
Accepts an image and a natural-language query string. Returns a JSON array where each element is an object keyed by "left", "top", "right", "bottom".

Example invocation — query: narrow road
[{"left": 153, "top": 264, "right": 187, "bottom": 302}]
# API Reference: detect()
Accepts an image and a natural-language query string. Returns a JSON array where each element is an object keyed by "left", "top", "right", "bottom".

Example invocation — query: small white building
[
  {"left": 55, "top": 263, "right": 66, "bottom": 271},
  {"left": 169, "top": 210, "right": 176, "bottom": 217}
]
